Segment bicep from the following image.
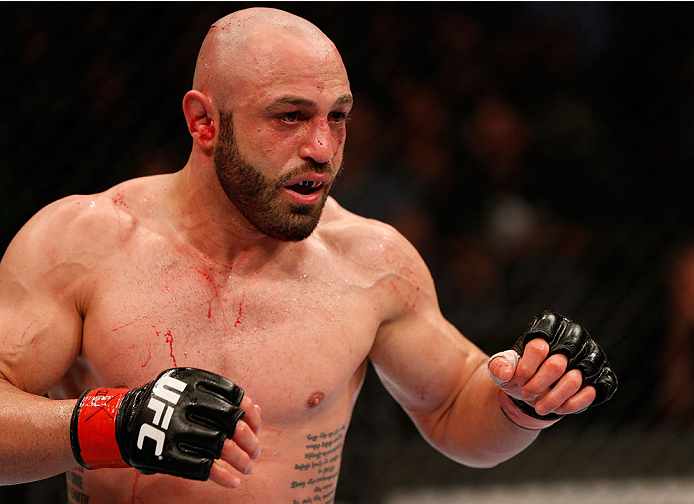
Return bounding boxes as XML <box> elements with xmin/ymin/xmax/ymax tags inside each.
<box><xmin>0</xmin><ymin>221</ymin><xmax>83</xmax><ymax>394</ymax></box>
<box><xmin>369</xmin><ymin>276</ymin><xmax>488</xmax><ymax>426</ymax></box>
<box><xmin>355</xmin><ymin>221</ymin><xmax>488</xmax><ymax>428</ymax></box>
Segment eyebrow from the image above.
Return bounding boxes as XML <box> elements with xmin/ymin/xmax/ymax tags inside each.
<box><xmin>265</xmin><ymin>93</ymin><xmax>353</xmax><ymax>113</ymax></box>
<box><xmin>333</xmin><ymin>94</ymin><xmax>354</xmax><ymax>107</ymax></box>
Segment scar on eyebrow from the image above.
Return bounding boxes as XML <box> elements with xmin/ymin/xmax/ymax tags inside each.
<box><xmin>307</xmin><ymin>391</ymin><xmax>325</xmax><ymax>408</ymax></box>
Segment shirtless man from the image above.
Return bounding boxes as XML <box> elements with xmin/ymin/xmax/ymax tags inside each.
<box><xmin>0</xmin><ymin>7</ymin><xmax>616</xmax><ymax>504</ymax></box>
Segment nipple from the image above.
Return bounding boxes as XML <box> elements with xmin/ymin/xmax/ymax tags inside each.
<box><xmin>306</xmin><ymin>391</ymin><xmax>325</xmax><ymax>409</ymax></box>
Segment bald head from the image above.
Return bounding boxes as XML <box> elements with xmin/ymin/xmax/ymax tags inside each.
<box><xmin>192</xmin><ymin>8</ymin><xmax>346</xmax><ymax>109</ymax></box>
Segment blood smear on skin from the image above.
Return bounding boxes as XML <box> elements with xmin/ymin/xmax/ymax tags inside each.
<box><xmin>164</xmin><ymin>330</ymin><xmax>177</xmax><ymax>367</ymax></box>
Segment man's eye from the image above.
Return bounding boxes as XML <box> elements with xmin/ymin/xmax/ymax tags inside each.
<box><xmin>279</xmin><ymin>112</ymin><xmax>300</xmax><ymax>123</ymax></box>
<box><xmin>329</xmin><ymin>112</ymin><xmax>350</xmax><ymax>123</ymax></box>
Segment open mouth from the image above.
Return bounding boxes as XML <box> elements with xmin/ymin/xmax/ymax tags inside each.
<box><xmin>286</xmin><ymin>180</ymin><xmax>324</xmax><ymax>195</ymax></box>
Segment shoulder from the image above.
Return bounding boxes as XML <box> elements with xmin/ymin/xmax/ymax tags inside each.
<box><xmin>318</xmin><ymin>198</ymin><xmax>421</xmax><ymax>262</ymax></box>
<box><xmin>9</xmin><ymin>174</ymin><xmax>171</xmax><ymax>253</ymax></box>
<box><xmin>1</xmin><ymin>175</ymin><xmax>170</xmax><ymax>284</ymax></box>
<box><xmin>8</xmin><ymin>188</ymin><xmax>124</xmax><ymax>260</ymax></box>
<box><xmin>315</xmin><ymin>198</ymin><xmax>437</xmax><ymax>300</ymax></box>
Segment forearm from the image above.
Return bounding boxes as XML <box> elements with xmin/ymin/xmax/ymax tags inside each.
<box><xmin>421</xmin><ymin>365</ymin><xmax>540</xmax><ymax>468</ymax></box>
<box><xmin>0</xmin><ymin>379</ymin><xmax>77</xmax><ymax>485</ymax></box>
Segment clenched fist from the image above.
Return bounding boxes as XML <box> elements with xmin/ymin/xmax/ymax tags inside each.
<box><xmin>488</xmin><ymin>310</ymin><xmax>617</xmax><ymax>429</ymax></box>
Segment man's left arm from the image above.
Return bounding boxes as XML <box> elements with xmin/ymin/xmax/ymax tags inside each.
<box><xmin>368</xmin><ymin>233</ymin><xmax>617</xmax><ymax>468</ymax></box>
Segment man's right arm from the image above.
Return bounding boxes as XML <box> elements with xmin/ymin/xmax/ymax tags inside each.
<box><xmin>0</xmin><ymin>195</ymin><xmax>262</xmax><ymax>487</ymax></box>
<box><xmin>0</xmin><ymin>197</ymin><xmax>87</xmax><ymax>484</ymax></box>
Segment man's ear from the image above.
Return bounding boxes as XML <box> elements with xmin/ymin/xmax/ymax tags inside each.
<box><xmin>182</xmin><ymin>90</ymin><xmax>217</xmax><ymax>151</ymax></box>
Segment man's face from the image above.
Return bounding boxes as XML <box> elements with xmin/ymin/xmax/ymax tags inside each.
<box><xmin>212</xmin><ymin>32</ymin><xmax>353</xmax><ymax>241</ymax></box>
<box><xmin>213</xmin><ymin>111</ymin><xmax>342</xmax><ymax>242</ymax></box>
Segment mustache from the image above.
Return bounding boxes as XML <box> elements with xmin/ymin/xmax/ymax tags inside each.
<box><xmin>276</xmin><ymin>161</ymin><xmax>334</xmax><ymax>187</ymax></box>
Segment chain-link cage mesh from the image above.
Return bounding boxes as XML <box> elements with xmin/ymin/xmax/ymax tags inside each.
<box><xmin>3</xmin><ymin>3</ymin><xmax>694</xmax><ymax>503</ymax></box>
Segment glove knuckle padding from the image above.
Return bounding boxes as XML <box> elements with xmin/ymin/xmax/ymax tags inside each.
<box><xmin>512</xmin><ymin>310</ymin><xmax>618</xmax><ymax>411</ymax></box>
<box><xmin>511</xmin><ymin>310</ymin><xmax>562</xmax><ymax>356</ymax></box>
<box><xmin>553</xmin><ymin>323</ymin><xmax>588</xmax><ymax>358</ymax></box>
<box><xmin>569</xmin><ymin>339</ymin><xmax>603</xmax><ymax>378</ymax></box>
<box><xmin>187</xmin><ymin>393</ymin><xmax>245</xmax><ymax>433</ymax></box>
<box><xmin>177</xmin><ymin>421</ymin><xmax>225</xmax><ymax>457</ymax></box>
<box><xmin>191</xmin><ymin>370</ymin><xmax>245</xmax><ymax>405</ymax></box>
<box><xmin>591</xmin><ymin>366</ymin><xmax>618</xmax><ymax>404</ymax></box>
<box><xmin>120</xmin><ymin>367</ymin><xmax>245</xmax><ymax>480</ymax></box>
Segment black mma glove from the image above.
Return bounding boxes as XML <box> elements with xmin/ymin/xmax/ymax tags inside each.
<box><xmin>70</xmin><ymin>367</ymin><xmax>245</xmax><ymax>481</ymax></box>
<box><xmin>509</xmin><ymin>310</ymin><xmax>618</xmax><ymax>421</ymax></box>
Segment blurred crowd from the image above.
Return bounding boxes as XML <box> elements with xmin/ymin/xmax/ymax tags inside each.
<box><xmin>3</xmin><ymin>3</ymin><xmax>694</xmax><ymax>503</ymax></box>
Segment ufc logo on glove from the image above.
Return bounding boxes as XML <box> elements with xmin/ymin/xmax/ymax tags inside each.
<box><xmin>71</xmin><ymin>367</ymin><xmax>246</xmax><ymax>480</ymax></box>
<box><xmin>137</xmin><ymin>376</ymin><xmax>187</xmax><ymax>457</ymax></box>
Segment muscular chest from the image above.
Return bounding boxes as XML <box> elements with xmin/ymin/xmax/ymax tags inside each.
<box><xmin>80</xmin><ymin>250</ymin><xmax>379</xmax><ymax>424</ymax></box>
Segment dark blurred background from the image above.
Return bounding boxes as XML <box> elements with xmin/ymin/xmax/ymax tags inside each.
<box><xmin>3</xmin><ymin>2</ymin><xmax>694</xmax><ymax>503</ymax></box>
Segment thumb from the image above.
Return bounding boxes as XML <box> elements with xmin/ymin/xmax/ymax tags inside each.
<box><xmin>487</xmin><ymin>350</ymin><xmax>520</xmax><ymax>387</ymax></box>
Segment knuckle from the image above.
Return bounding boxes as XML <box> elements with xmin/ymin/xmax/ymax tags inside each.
<box><xmin>236</xmin><ymin>450</ymin><xmax>252</xmax><ymax>468</ymax></box>
<box><xmin>513</xmin><ymin>370</ymin><xmax>532</xmax><ymax>387</ymax></box>
<box><xmin>515</xmin><ymin>361</ymin><xmax>533</xmax><ymax>376</ymax></box>
<box><xmin>546</xmin><ymin>356</ymin><xmax>567</xmax><ymax>375</ymax></box>
<box><xmin>529</xmin><ymin>338</ymin><xmax>550</xmax><ymax>354</ymax></box>
<box><xmin>567</xmin><ymin>369</ymin><xmax>584</xmax><ymax>386</ymax></box>
<box><xmin>522</xmin><ymin>383</ymin><xmax>540</xmax><ymax>397</ymax></box>
<box><xmin>554</xmin><ymin>405</ymin><xmax>569</xmax><ymax>415</ymax></box>
<box><xmin>539</xmin><ymin>396</ymin><xmax>559</xmax><ymax>412</ymax></box>
<box><xmin>234</xmin><ymin>421</ymin><xmax>249</xmax><ymax>437</ymax></box>
<box><xmin>223</xmin><ymin>444</ymin><xmax>250</xmax><ymax>467</ymax></box>
<box><xmin>223</xmin><ymin>441</ymin><xmax>242</xmax><ymax>458</ymax></box>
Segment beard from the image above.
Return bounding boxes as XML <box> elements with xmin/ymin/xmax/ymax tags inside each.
<box><xmin>213</xmin><ymin>111</ymin><xmax>340</xmax><ymax>242</ymax></box>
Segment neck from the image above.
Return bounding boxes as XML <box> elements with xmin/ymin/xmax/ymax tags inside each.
<box><xmin>168</xmin><ymin>153</ymin><xmax>286</xmax><ymax>267</ymax></box>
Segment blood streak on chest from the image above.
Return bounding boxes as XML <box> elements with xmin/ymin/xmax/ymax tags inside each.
<box><xmin>152</xmin><ymin>328</ymin><xmax>178</xmax><ymax>367</ymax></box>
<box><xmin>190</xmin><ymin>267</ymin><xmax>219</xmax><ymax>319</ymax></box>
<box><xmin>164</xmin><ymin>330</ymin><xmax>177</xmax><ymax>367</ymax></box>
<box><xmin>234</xmin><ymin>302</ymin><xmax>243</xmax><ymax>327</ymax></box>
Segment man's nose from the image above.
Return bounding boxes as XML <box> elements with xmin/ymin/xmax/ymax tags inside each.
<box><xmin>299</xmin><ymin>118</ymin><xmax>338</xmax><ymax>165</ymax></box>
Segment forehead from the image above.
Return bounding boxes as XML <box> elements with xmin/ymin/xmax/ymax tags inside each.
<box><xmin>229</xmin><ymin>30</ymin><xmax>351</xmax><ymax>108</ymax></box>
